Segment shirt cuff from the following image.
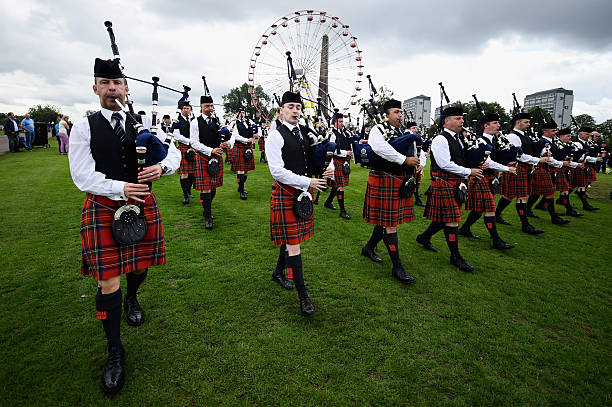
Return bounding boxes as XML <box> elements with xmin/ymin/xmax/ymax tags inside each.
<box><xmin>112</xmin><ymin>180</ymin><xmax>127</xmax><ymax>200</ymax></box>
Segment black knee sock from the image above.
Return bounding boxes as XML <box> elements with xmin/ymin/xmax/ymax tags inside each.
<box><xmin>483</xmin><ymin>216</ymin><xmax>500</xmax><ymax>240</ymax></box>
<box><xmin>526</xmin><ymin>195</ymin><xmax>539</xmax><ymax>211</ymax></box>
<box><xmin>421</xmin><ymin>221</ymin><xmax>444</xmax><ymax>240</ymax></box>
<box><xmin>382</xmin><ymin>232</ymin><xmax>401</xmax><ymax>268</ymax></box>
<box><xmin>200</xmin><ymin>192</ymin><xmax>212</xmax><ymax>218</ymax></box>
<box><xmin>444</xmin><ymin>226</ymin><xmax>460</xmax><ymax>256</ymax></box>
<box><xmin>126</xmin><ymin>269</ymin><xmax>147</xmax><ymax>298</ymax></box>
<box><xmin>211</xmin><ymin>189</ymin><xmax>216</xmax><ymax>201</ymax></box>
<box><xmin>188</xmin><ymin>175</ymin><xmax>194</xmax><ymax>191</ymax></box>
<box><xmin>545</xmin><ymin>198</ymin><xmax>556</xmax><ymax>217</ymax></box>
<box><xmin>180</xmin><ymin>178</ymin><xmax>190</xmax><ymax>198</ymax></box>
<box><xmin>237</xmin><ymin>174</ymin><xmax>245</xmax><ymax>192</ymax></box>
<box><xmin>325</xmin><ymin>188</ymin><xmax>337</xmax><ymax>205</ymax></box>
<box><xmin>460</xmin><ymin>211</ymin><xmax>481</xmax><ymax>232</ymax></box>
<box><xmin>96</xmin><ymin>288</ymin><xmax>123</xmax><ymax>348</ymax></box>
<box><xmin>561</xmin><ymin>194</ymin><xmax>572</xmax><ymax>210</ymax></box>
<box><xmin>286</xmin><ymin>254</ymin><xmax>304</xmax><ymax>291</ymax></box>
<box><xmin>337</xmin><ymin>190</ymin><xmax>345</xmax><ymax>211</ymax></box>
<box><xmin>496</xmin><ymin>197</ymin><xmax>512</xmax><ymax>217</ymax></box>
<box><xmin>414</xmin><ymin>183</ymin><xmax>421</xmax><ymax>197</ymax></box>
<box><xmin>366</xmin><ymin>225</ymin><xmax>384</xmax><ymax>249</ymax></box>
<box><xmin>275</xmin><ymin>245</ymin><xmax>286</xmax><ymax>272</ymax></box>
<box><xmin>516</xmin><ymin>202</ymin><xmax>529</xmax><ymax>226</ymax></box>
<box><xmin>314</xmin><ymin>190</ymin><xmax>320</xmax><ymax>203</ymax></box>
<box><xmin>577</xmin><ymin>190</ymin><xmax>588</xmax><ymax>205</ymax></box>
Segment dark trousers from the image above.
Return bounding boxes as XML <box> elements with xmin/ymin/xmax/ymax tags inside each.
<box><xmin>7</xmin><ymin>134</ymin><xmax>18</xmax><ymax>152</ymax></box>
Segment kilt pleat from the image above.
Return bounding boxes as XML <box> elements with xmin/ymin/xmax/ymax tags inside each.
<box><xmin>177</xmin><ymin>143</ymin><xmax>196</xmax><ymax>175</ymax></box>
<box><xmin>363</xmin><ymin>170</ymin><xmax>415</xmax><ymax>227</ymax></box>
<box><xmin>552</xmin><ymin>167</ymin><xmax>570</xmax><ymax>192</ymax></box>
<box><xmin>230</xmin><ymin>142</ymin><xmax>255</xmax><ymax>173</ymax></box>
<box><xmin>500</xmin><ymin>162</ymin><xmax>530</xmax><ymax>198</ymax></box>
<box><xmin>328</xmin><ymin>156</ymin><xmax>350</xmax><ymax>188</ymax></box>
<box><xmin>424</xmin><ymin>170</ymin><xmax>464</xmax><ymax>223</ymax></box>
<box><xmin>270</xmin><ymin>182</ymin><xmax>314</xmax><ymax>246</ymax></box>
<box><xmin>586</xmin><ymin>163</ymin><xmax>597</xmax><ymax>182</ymax></box>
<box><xmin>258</xmin><ymin>137</ymin><xmax>265</xmax><ymax>152</ymax></box>
<box><xmin>466</xmin><ymin>175</ymin><xmax>496</xmax><ymax>212</ymax></box>
<box><xmin>570</xmin><ymin>166</ymin><xmax>588</xmax><ymax>188</ymax></box>
<box><xmin>529</xmin><ymin>164</ymin><xmax>555</xmax><ymax>196</ymax></box>
<box><xmin>80</xmin><ymin>193</ymin><xmax>166</xmax><ymax>281</ymax></box>
<box><xmin>193</xmin><ymin>153</ymin><xmax>224</xmax><ymax>191</ymax></box>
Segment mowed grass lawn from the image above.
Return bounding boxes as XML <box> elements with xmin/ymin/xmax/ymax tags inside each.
<box><xmin>0</xmin><ymin>144</ymin><xmax>610</xmax><ymax>406</ymax></box>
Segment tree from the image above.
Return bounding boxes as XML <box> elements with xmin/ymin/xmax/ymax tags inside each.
<box><xmin>573</xmin><ymin>114</ymin><xmax>596</xmax><ymax>128</ymax></box>
<box><xmin>595</xmin><ymin>119</ymin><xmax>612</xmax><ymax>138</ymax></box>
<box><xmin>222</xmin><ymin>83</ymin><xmax>272</xmax><ymax>121</ymax></box>
<box><xmin>27</xmin><ymin>104</ymin><xmax>62</xmax><ymax>123</ymax></box>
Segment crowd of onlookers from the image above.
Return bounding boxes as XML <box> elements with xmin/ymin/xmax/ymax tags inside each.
<box><xmin>2</xmin><ymin>113</ymin><xmax>72</xmax><ymax>154</ymax></box>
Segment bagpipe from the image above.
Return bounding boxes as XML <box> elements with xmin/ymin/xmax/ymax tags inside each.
<box><xmin>491</xmin><ymin>132</ymin><xmax>522</xmax><ymax>165</ymax></box>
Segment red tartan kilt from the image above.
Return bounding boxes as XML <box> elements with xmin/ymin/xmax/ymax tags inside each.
<box><xmin>571</xmin><ymin>166</ymin><xmax>588</xmax><ymax>188</ymax></box>
<box><xmin>258</xmin><ymin>137</ymin><xmax>265</xmax><ymax>152</ymax></box>
<box><xmin>500</xmin><ymin>162</ymin><xmax>530</xmax><ymax>198</ymax></box>
<box><xmin>193</xmin><ymin>153</ymin><xmax>224</xmax><ymax>191</ymax></box>
<box><xmin>230</xmin><ymin>142</ymin><xmax>256</xmax><ymax>172</ymax></box>
<box><xmin>424</xmin><ymin>170</ymin><xmax>463</xmax><ymax>223</ymax></box>
<box><xmin>270</xmin><ymin>182</ymin><xmax>314</xmax><ymax>246</ymax></box>
<box><xmin>328</xmin><ymin>156</ymin><xmax>350</xmax><ymax>188</ymax></box>
<box><xmin>587</xmin><ymin>163</ymin><xmax>597</xmax><ymax>182</ymax></box>
<box><xmin>363</xmin><ymin>170</ymin><xmax>415</xmax><ymax>227</ymax></box>
<box><xmin>466</xmin><ymin>175</ymin><xmax>496</xmax><ymax>212</ymax></box>
<box><xmin>80</xmin><ymin>193</ymin><xmax>166</xmax><ymax>281</ymax></box>
<box><xmin>552</xmin><ymin>168</ymin><xmax>570</xmax><ymax>192</ymax></box>
<box><xmin>177</xmin><ymin>143</ymin><xmax>197</xmax><ymax>175</ymax></box>
<box><xmin>529</xmin><ymin>164</ymin><xmax>555</xmax><ymax>195</ymax></box>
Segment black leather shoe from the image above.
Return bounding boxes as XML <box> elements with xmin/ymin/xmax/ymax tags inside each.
<box><xmin>205</xmin><ymin>217</ymin><xmax>213</xmax><ymax>230</ymax></box>
<box><xmin>551</xmin><ymin>215</ymin><xmax>570</xmax><ymax>225</ymax></box>
<box><xmin>583</xmin><ymin>203</ymin><xmax>599</xmax><ymax>211</ymax></box>
<box><xmin>492</xmin><ymin>238</ymin><xmax>515</xmax><ymax>250</ymax></box>
<box><xmin>361</xmin><ymin>245</ymin><xmax>382</xmax><ymax>263</ymax></box>
<box><xmin>522</xmin><ymin>223</ymin><xmax>545</xmax><ymax>235</ymax></box>
<box><xmin>271</xmin><ymin>269</ymin><xmax>293</xmax><ymax>290</ymax></box>
<box><xmin>450</xmin><ymin>254</ymin><xmax>474</xmax><ymax>272</ymax></box>
<box><xmin>240</xmin><ymin>191</ymin><xmax>248</xmax><ymax>200</ymax></box>
<box><xmin>392</xmin><ymin>265</ymin><xmax>416</xmax><ymax>284</ymax></box>
<box><xmin>496</xmin><ymin>216</ymin><xmax>511</xmax><ymax>226</ymax></box>
<box><xmin>566</xmin><ymin>208</ymin><xmax>584</xmax><ymax>217</ymax></box>
<box><xmin>414</xmin><ymin>196</ymin><xmax>425</xmax><ymax>207</ymax></box>
<box><xmin>458</xmin><ymin>228</ymin><xmax>480</xmax><ymax>239</ymax></box>
<box><xmin>297</xmin><ymin>290</ymin><xmax>315</xmax><ymax>316</ymax></box>
<box><xmin>340</xmin><ymin>211</ymin><xmax>351</xmax><ymax>220</ymax></box>
<box><xmin>526</xmin><ymin>210</ymin><xmax>539</xmax><ymax>218</ymax></box>
<box><xmin>124</xmin><ymin>295</ymin><xmax>144</xmax><ymax>327</ymax></box>
<box><xmin>182</xmin><ymin>197</ymin><xmax>189</xmax><ymax>205</ymax></box>
<box><xmin>324</xmin><ymin>202</ymin><xmax>336</xmax><ymax>210</ymax></box>
<box><xmin>416</xmin><ymin>233</ymin><xmax>438</xmax><ymax>252</ymax></box>
<box><xmin>101</xmin><ymin>344</ymin><xmax>125</xmax><ymax>396</ymax></box>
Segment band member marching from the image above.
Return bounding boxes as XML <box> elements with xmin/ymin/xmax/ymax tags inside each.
<box><xmin>231</xmin><ymin>109</ymin><xmax>257</xmax><ymax>200</ymax></box>
<box><xmin>69</xmin><ymin>58</ymin><xmax>180</xmax><ymax>395</ymax></box>
<box><xmin>325</xmin><ymin>111</ymin><xmax>353</xmax><ymax>220</ymax></box>
<box><xmin>172</xmin><ymin>102</ymin><xmax>196</xmax><ymax>204</ymax></box>
<box><xmin>554</xmin><ymin>128</ymin><xmax>583</xmax><ymax>216</ymax></box>
<box><xmin>160</xmin><ymin>114</ymin><xmax>173</xmax><ymax>135</ymax></box>
<box><xmin>405</xmin><ymin>121</ymin><xmax>427</xmax><ymax>207</ymax></box>
<box><xmin>266</xmin><ymin>91</ymin><xmax>334</xmax><ymax>316</ymax></box>
<box><xmin>258</xmin><ymin>119</ymin><xmax>268</xmax><ymax>163</ymax></box>
<box><xmin>190</xmin><ymin>95</ymin><xmax>234</xmax><ymax>229</ymax></box>
<box><xmin>416</xmin><ymin>106</ymin><xmax>483</xmax><ymax>272</ymax></box>
<box><xmin>573</xmin><ymin>127</ymin><xmax>602</xmax><ymax>211</ymax></box>
<box><xmin>361</xmin><ymin>99</ymin><xmax>420</xmax><ymax>283</ymax></box>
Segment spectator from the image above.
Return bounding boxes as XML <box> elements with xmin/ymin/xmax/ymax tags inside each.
<box><xmin>54</xmin><ymin>115</ymin><xmax>62</xmax><ymax>154</ymax></box>
<box><xmin>58</xmin><ymin>115</ymin><xmax>70</xmax><ymax>155</ymax></box>
<box><xmin>20</xmin><ymin>113</ymin><xmax>35</xmax><ymax>150</ymax></box>
<box><xmin>3</xmin><ymin>112</ymin><xmax>21</xmax><ymax>153</ymax></box>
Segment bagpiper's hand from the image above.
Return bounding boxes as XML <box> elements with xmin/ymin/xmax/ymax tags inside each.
<box><xmin>124</xmin><ymin>183</ymin><xmax>151</xmax><ymax>203</ymax></box>
<box><xmin>404</xmin><ymin>157</ymin><xmax>420</xmax><ymax>167</ymax></box>
<box><xmin>562</xmin><ymin>160</ymin><xmax>570</xmax><ymax>167</ymax></box>
<box><xmin>138</xmin><ymin>164</ymin><xmax>163</xmax><ymax>183</ymax></box>
<box><xmin>416</xmin><ymin>165</ymin><xmax>423</xmax><ymax>174</ymax></box>
<box><xmin>577</xmin><ymin>163</ymin><xmax>584</xmax><ymax>168</ymax></box>
<box><xmin>508</xmin><ymin>166</ymin><xmax>517</xmax><ymax>175</ymax></box>
<box><xmin>539</xmin><ymin>156</ymin><xmax>550</xmax><ymax>163</ymax></box>
<box><xmin>596</xmin><ymin>156</ymin><xmax>603</xmax><ymax>162</ymax></box>
<box><xmin>220</xmin><ymin>141</ymin><xmax>230</xmax><ymax>149</ymax></box>
<box><xmin>346</xmin><ymin>150</ymin><xmax>353</xmax><ymax>157</ymax></box>
<box><xmin>310</xmin><ymin>178</ymin><xmax>328</xmax><ymax>192</ymax></box>
<box><xmin>212</xmin><ymin>147</ymin><xmax>224</xmax><ymax>156</ymax></box>
<box><xmin>470</xmin><ymin>168</ymin><xmax>483</xmax><ymax>179</ymax></box>
<box><xmin>322</xmin><ymin>166</ymin><xmax>334</xmax><ymax>179</ymax></box>
<box><xmin>359</xmin><ymin>139</ymin><xmax>368</xmax><ymax>144</ymax></box>
<box><xmin>508</xmin><ymin>161</ymin><xmax>517</xmax><ymax>167</ymax></box>
<box><xmin>247</xmin><ymin>137</ymin><xmax>255</xmax><ymax>143</ymax></box>
<box><xmin>481</xmin><ymin>161</ymin><xmax>490</xmax><ymax>170</ymax></box>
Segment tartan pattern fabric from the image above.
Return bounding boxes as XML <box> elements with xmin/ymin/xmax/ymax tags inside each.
<box><xmin>270</xmin><ymin>182</ymin><xmax>314</xmax><ymax>246</ymax></box>
<box><xmin>258</xmin><ymin>137</ymin><xmax>265</xmax><ymax>152</ymax></box>
<box><xmin>586</xmin><ymin>163</ymin><xmax>597</xmax><ymax>182</ymax></box>
<box><xmin>177</xmin><ymin>143</ymin><xmax>196</xmax><ymax>175</ymax></box>
<box><xmin>230</xmin><ymin>142</ymin><xmax>255</xmax><ymax>173</ymax></box>
<box><xmin>328</xmin><ymin>156</ymin><xmax>350</xmax><ymax>188</ymax></box>
<box><xmin>424</xmin><ymin>170</ymin><xmax>464</xmax><ymax>223</ymax></box>
<box><xmin>500</xmin><ymin>162</ymin><xmax>531</xmax><ymax>198</ymax></box>
<box><xmin>529</xmin><ymin>164</ymin><xmax>555</xmax><ymax>196</ymax></box>
<box><xmin>552</xmin><ymin>167</ymin><xmax>570</xmax><ymax>192</ymax></box>
<box><xmin>570</xmin><ymin>166</ymin><xmax>588</xmax><ymax>188</ymax></box>
<box><xmin>466</xmin><ymin>174</ymin><xmax>496</xmax><ymax>212</ymax></box>
<box><xmin>193</xmin><ymin>153</ymin><xmax>224</xmax><ymax>191</ymax></box>
<box><xmin>363</xmin><ymin>170</ymin><xmax>415</xmax><ymax>227</ymax></box>
<box><xmin>80</xmin><ymin>193</ymin><xmax>165</xmax><ymax>281</ymax></box>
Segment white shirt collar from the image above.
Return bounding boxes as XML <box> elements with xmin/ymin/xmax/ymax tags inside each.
<box><xmin>482</xmin><ymin>132</ymin><xmax>494</xmax><ymax>141</ymax></box>
<box><xmin>542</xmin><ymin>135</ymin><xmax>553</xmax><ymax>142</ymax></box>
<box><xmin>201</xmin><ymin>113</ymin><xmax>210</xmax><ymax>120</ymax></box>
<box><xmin>444</xmin><ymin>128</ymin><xmax>457</xmax><ymax>137</ymax></box>
<box><xmin>513</xmin><ymin>128</ymin><xmax>524</xmax><ymax>135</ymax></box>
<box><xmin>100</xmin><ymin>107</ymin><xmax>124</xmax><ymax>124</ymax></box>
<box><xmin>282</xmin><ymin>120</ymin><xmax>297</xmax><ymax>131</ymax></box>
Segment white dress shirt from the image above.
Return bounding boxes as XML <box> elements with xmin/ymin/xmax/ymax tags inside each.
<box><xmin>481</xmin><ymin>133</ymin><xmax>510</xmax><ymax>172</ymax></box>
<box><xmin>190</xmin><ymin>114</ymin><xmax>235</xmax><ymax>156</ymax></box>
<box><xmin>541</xmin><ymin>136</ymin><xmax>563</xmax><ymax>168</ymax></box>
<box><xmin>69</xmin><ymin>108</ymin><xmax>180</xmax><ymax>201</ymax></box>
<box><xmin>430</xmin><ymin>129</ymin><xmax>472</xmax><ymax>177</ymax></box>
<box><xmin>173</xmin><ymin>115</ymin><xmax>192</xmax><ymax>145</ymax></box>
<box><xmin>232</xmin><ymin>120</ymin><xmax>251</xmax><ymax>144</ymax></box>
<box><xmin>505</xmin><ymin>129</ymin><xmax>540</xmax><ymax>165</ymax></box>
<box><xmin>573</xmin><ymin>139</ymin><xmax>597</xmax><ymax>163</ymax></box>
<box><xmin>329</xmin><ymin>128</ymin><xmax>349</xmax><ymax>158</ymax></box>
<box><xmin>267</xmin><ymin>121</ymin><xmax>333</xmax><ymax>191</ymax></box>
<box><xmin>368</xmin><ymin>124</ymin><xmax>406</xmax><ymax>165</ymax></box>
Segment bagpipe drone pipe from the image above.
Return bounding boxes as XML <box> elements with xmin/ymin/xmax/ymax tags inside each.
<box><xmin>492</xmin><ymin>132</ymin><xmax>523</xmax><ymax>165</ymax></box>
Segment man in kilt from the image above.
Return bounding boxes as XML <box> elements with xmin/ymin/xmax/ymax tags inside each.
<box><xmin>231</xmin><ymin>109</ymin><xmax>257</xmax><ymax>200</ymax></box>
<box><xmin>68</xmin><ymin>58</ymin><xmax>180</xmax><ymax>395</ymax></box>
<box><xmin>406</xmin><ymin>121</ymin><xmax>427</xmax><ymax>207</ymax></box>
<box><xmin>458</xmin><ymin>114</ymin><xmax>517</xmax><ymax>249</ymax></box>
<box><xmin>267</xmin><ymin>91</ymin><xmax>334</xmax><ymax>316</ymax></box>
<box><xmin>172</xmin><ymin>102</ymin><xmax>196</xmax><ymax>204</ymax></box>
<box><xmin>190</xmin><ymin>95</ymin><xmax>233</xmax><ymax>230</ymax></box>
<box><xmin>416</xmin><ymin>106</ymin><xmax>482</xmax><ymax>272</ymax></box>
<box><xmin>361</xmin><ymin>99</ymin><xmax>421</xmax><ymax>283</ymax></box>
<box><xmin>553</xmin><ymin>128</ymin><xmax>584</xmax><ymax>216</ymax></box>
<box><xmin>324</xmin><ymin>111</ymin><xmax>353</xmax><ymax>220</ymax></box>
<box><xmin>494</xmin><ymin>113</ymin><xmax>550</xmax><ymax>234</ymax></box>
<box><xmin>258</xmin><ymin>119</ymin><xmax>268</xmax><ymax>163</ymax></box>
<box><xmin>573</xmin><ymin>127</ymin><xmax>602</xmax><ymax>211</ymax></box>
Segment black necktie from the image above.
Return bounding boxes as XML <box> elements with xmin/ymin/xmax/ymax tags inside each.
<box><xmin>292</xmin><ymin>126</ymin><xmax>303</xmax><ymax>141</ymax></box>
<box><xmin>112</xmin><ymin>112</ymin><xmax>127</xmax><ymax>144</ymax></box>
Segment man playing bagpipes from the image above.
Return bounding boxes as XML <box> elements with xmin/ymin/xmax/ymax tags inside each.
<box><xmin>324</xmin><ymin>111</ymin><xmax>353</xmax><ymax>220</ymax></box>
<box><xmin>457</xmin><ymin>113</ymin><xmax>517</xmax><ymax>250</ymax></box>
<box><xmin>405</xmin><ymin>121</ymin><xmax>428</xmax><ymax>207</ymax></box>
<box><xmin>190</xmin><ymin>95</ymin><xmax>234</xmax><ymax>230</ymax></box>
<box><xmin>549</xmin><ymin>127</ymin><xmax>584</xmax><ymax>217</ymax></box>
<box><xmin>573</xmin><ymin>127</ymin><xmax>602</xmax><ymax>211</ymax></box>
<box><xmin>495</xmin><ymin>113</ymin><xmax>550</xmax><ymax>234</ymax></box>
<box><xmin>266</xmin><ymin>91</ymin><xmax>334</xmax><ymax>316</ymax></box>
<box><xmin>69</xmin><ymin>58</ymin><xmax>180</xmax><ymax>395</ymax></box>
<box><xmin>258</xmin><ymin>119</ymin><xmax>268</xmax><ymax>163</ymax></box>
<box><xmin>160</xmin><ymin>114</ymin><xmax>173</xmax><ymax>135</ymax></box>
<box><xmin>416</xmin><ymin>106</ymin><xmax>483</xmax><ymax>272</ymax></box>
<box><xmin>172</xmin><ymin>101</ymin><xmax>196</xmax><ymax>204</ymax></box>
<box><xmin>361</xmin><ymin>99</ymin><xmax>421</xmax><ymax>284</ymax></box>
<box><xmin>231</xmin><ymin>109</ymin><xmax>257</xmax><ymax>200</ymax></box>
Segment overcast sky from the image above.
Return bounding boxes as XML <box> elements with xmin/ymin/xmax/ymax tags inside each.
<box><xmin>1</xmin><ymin>0</ymin><xmax>611</xmax><ymax>123</ymax></box>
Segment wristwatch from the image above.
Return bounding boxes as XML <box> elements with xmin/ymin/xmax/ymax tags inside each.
<box><xmin>161</xmin><ymin>164</ymin><xmax>169</xmax><ymax>175</ymax></box>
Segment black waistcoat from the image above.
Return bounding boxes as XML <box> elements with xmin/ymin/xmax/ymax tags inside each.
<box><xmin>237</xmin><ymin>120</ymin><xmax>252</xmax><ymax>139</ymax></box>
<box><xmin>333</xmin><ymin>128</ymin><xmax>351</xmax><ymax>151</ymax></box>
<box><xmin>172</xmin><ymin>115</ymin><xmax>191</xmax><ymax>140</ymax></box>
<box><xmin>514</xmin><ymin>130</ymin><xmax>534</xmax><ymax>156</ymax></box>
<box><xmin>278</xmin><ymin>124</ymin><xmax>312</xmax><ymax>177</ymax></box>
<box><xmin>430</xmin><ymin>130</ymin><xmax>466</xmax><ymax>173</ymax></box>
<box><xmin>197</xmin><ymin>116</ymin><xmax>220</xmax><ymax>148</ymax></box>
<box><xmin>88</xmin><ymin>111</ymin><xmax>140</xmax><ymax>183</ymax></box>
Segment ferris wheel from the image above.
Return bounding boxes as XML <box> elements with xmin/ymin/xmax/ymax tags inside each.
<box><xmin>248</xmin><ymin>10</ymin><xmax>364</xmax><ymax>121</ymax></box>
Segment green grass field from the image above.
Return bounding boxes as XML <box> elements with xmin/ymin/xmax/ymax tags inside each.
<box><xmin>0</xmin><ymin>145</ymin><xmax>610</xmax><ymax>406</ymax></box>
